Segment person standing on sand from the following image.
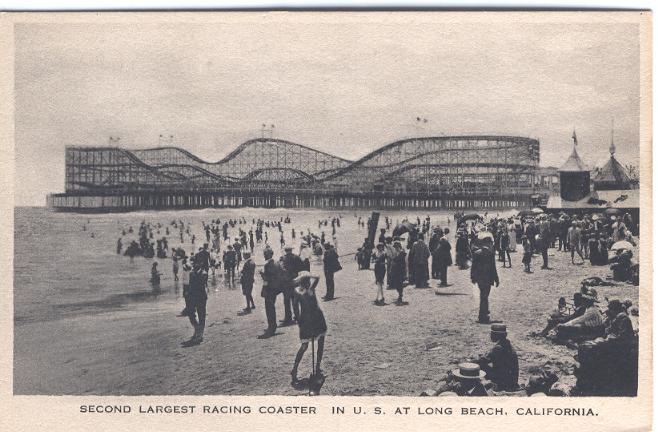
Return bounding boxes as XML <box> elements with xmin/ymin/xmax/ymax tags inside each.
<box><xmin>434</xmin><ymin>235</ymin><xmax>452</xmax><ymax>286</ymax></box>
<box><xmin>411</xmin><ymin>233</ymin><xmax>431</xmax><ymax>288</ymax></box>
<box><xmin>259</xmin><ymin>248</ymin><xmax>282</xmax><ymax>339</ymax></box>
<box><xmin>471</xmin><ymin>232</ymin><xmax>499</xmax><ymax>324</ymax></box>
<box><xmin>240</xmin><ymin>251</ymin><xmax>256</xmax><ymax>313</ymax></box>
<box><xmin>455</xmin><ymin>229</ymin><xmax>470</xmax><ymax>270</ymax></box>
<box><xmin>172</xmin><ymin>255</ymin><xmax>179</xmax><ymax>281</ymax></box>
<box><xmin>183</xmin><ymin>264</ymin><xmax>208</xmax><ymax>346</ymax></box>
<box><xmin>521</xmin><ymin>236</ymin><xmax>532</xmax><ymax>273</ymax></box>
<box><xmin>178</xmin><ymin>257</ymin><xmax>191</xmax><ymax>317</ymax></box>
<box><xmin>281</xmin><ymin>246</ymin><xmax>304</xmax><ymax>325</ymax></box>
<box><xmin>372</xmin><ymin>243</ymin><xmax>387</xmax><ymax>305</ymax></box>
<box><xmin>499</xmin><ymin>229</ymin><xmax>511</xmax><ymax>268</ymax></box>
<box><xmin>223</xmin><ymin>245</ymin><xmax>237</xmax><ymax>287</ymax></box>
<box><xmin>568</xmin><ymin>221</ymin><xmax>584</xmax><ymax>264</ymax></box>
<box><xmin>322</xmin><ymin>243</ymin><xmax>340</xmax><ymax>301</ymax></box>
<box><xmin>390</xmin><ymin>241</ymin><xmax>407</xmax><ymax>305</ymax></box>
<box><xmin>290</xmin><ymin>272</ymin><xmax>327</xmax><ymax>386</ymax></box>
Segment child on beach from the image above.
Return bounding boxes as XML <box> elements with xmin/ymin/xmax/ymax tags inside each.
<box><xmin>290</xmin><ymin>272</ymin><xmax>327</xmax><ymax>386</ymax></box>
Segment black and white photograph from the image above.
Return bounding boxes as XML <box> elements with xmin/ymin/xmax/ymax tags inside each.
<box><xmin>5</xmin><ymin>10</ymin><xmax>651</xmax><ymax>412</ymax></box>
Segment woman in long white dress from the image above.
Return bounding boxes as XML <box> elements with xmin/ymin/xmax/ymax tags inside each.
<box><xmin>508</xmin><ymin>220</ymin><xmax>517</xmax><ymax>252</ymax></box>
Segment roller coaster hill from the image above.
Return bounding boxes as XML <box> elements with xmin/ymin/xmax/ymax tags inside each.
<box><xmin>47</xmin><ymin>135</ymin><xmax>551</xmax><ymax>212</ymax></box>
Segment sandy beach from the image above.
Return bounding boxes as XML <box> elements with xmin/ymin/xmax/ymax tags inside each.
<box><xmin>14</xmin><ymin>209</ymin><xmax>639</xmax><ymax>395</ymax></box>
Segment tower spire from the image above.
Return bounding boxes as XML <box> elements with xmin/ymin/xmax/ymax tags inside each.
<box><xmin>609</xmin><ymin>119</ymin><xmax>616</xmax><ymax>156</ymax></box>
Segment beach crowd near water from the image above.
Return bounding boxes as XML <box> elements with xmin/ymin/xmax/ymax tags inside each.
<box><xmin>97</xmin><ymin>206</ymin><xmax>640</xmax><ymax>397</ymax></box>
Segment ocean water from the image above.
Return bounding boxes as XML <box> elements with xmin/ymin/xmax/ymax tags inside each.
<box><xmin>14</xmin><ymin>206</ymin><xmax>517</xmax><ymax>325</ymax></box>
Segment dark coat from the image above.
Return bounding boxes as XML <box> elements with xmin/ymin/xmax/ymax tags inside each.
<box><xmin>188</xmin><ymin>270</ymin><xmax>208</xmax><ymax>301</ymax></box>
<box><xmin>470</xmin><ymin>244</ymin><xmax>499</xmax><ymax>286</ymax></box>
<box><xmin>323</xmin><ymin>248</ymin><xmax>340</xmax><ymax>274</ymax></box>
<box><xmin>240</xmin><ymin>258</ymin><xmax>256</xmax><ymax>286</ymax></box>
<box><xmin>281</xmin><ymin>253</ymin><xmax>304</xmax><ymax>285</ymax></box>
<box><xmin>261</xmin><ymin>258</ymin><xmax>283</xmax><ymax>297</ymax></box>
<box><xmin>478</xmin><ymin>338</ymin><xmax>519</xmax><ymax>391</ymax></box>
<box><xmin>434</xmin><ymin>238</ymin><xmax>453</xmax><ymax>266</ymax></box>
<box><xmin>389</xmin><ymin>250</ymin><xmax>407</xmax><ymax>289</ymax></box>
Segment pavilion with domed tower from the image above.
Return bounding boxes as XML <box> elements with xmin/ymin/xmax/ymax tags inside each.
<box><xmin>546</xmin><ymin>129</ymin><xmax>639</xmax><ymax>221</ymax></box>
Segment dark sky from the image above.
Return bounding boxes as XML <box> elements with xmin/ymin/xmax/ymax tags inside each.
<box><xmin>14</xmin><ymin>14</ymin><xmax>642</xmax><ymax>205</ymax></box>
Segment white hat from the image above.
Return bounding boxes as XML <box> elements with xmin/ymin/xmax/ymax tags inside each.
<box><xmin>477</xmin><ymin>231</ymin><xmax>494</xmax><ymax>241</ymax></box>
<box><xmin>292</xmin><ymin>271</ymin><xmax>313</xmax><ymax>284</ymax></box>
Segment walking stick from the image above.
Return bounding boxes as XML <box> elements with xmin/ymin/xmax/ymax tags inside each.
<box><xmin>310</xmin><ymin>337</ymin><xmax>315</xmax><ymax>396</ymax></box>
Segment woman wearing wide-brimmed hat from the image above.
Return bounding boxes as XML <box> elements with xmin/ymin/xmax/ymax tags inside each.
<box><xmin>290</xmin><ymin>272</ymin><xmax>327</xmax><ymax>385</ymax></box>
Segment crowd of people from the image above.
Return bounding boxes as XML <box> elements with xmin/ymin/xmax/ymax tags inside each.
<box><xmin>108</xmin><ymin>206</ymin><xmax>639</xmax><ymax>395</ymax></box>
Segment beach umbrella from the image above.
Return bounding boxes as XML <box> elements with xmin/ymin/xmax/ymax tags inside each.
<box><xmin>531</xmin><ymin>207</ymin><xmax>544</xmax><ymax>214</ymax></box>
<box><xmin>460</xmin><ymin>213</ymin><xmax>481</xmax><ymax>222</ymax></box>
<box><xmin>392</xmin><ymin>221</ymin><xmax>416</xmax><ymax>237</ymax></box>
<box><xmin>604</xmin><ymin>208</ymin><xmax>623</xmax><ymax>216</ymax></box>
<box><xmin>610</xmin><ymin>240</ymin><xmax>634</xmax><ymax>251</ymax></box>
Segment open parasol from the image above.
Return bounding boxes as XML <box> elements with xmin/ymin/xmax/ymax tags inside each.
<box><xmin>610</xmin><ymin>240</ymin><xmax>634</xmax><ymax>251</ymax></box>
<box><xmin>459</xmin><ymin>213</ymin><xmax>481</xmax><ymax>222</ymax></box>
<box><xmin>531</xmin><ymin>207</ymin><xmax>545</xmax><ymax>214</ymax></box>
<box><xmin>604</xmin><ymin>208</ymin><xmax>623</xmax><ymax>216</ymax></box>
<box><xmin>392</xmin><ymin>221</ymin><xmax>416</xmax><ymax>238</ymax></box>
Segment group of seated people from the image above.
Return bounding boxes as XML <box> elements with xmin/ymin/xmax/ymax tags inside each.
<box><xmin>540</xmin><ymin>283</ymin><xmax>637</xmax><ymax>345</ymax></box>
<box><xmin>422</xmin><ymin>285</ymin><xmax>638</xmax><ymax>397</ymax></box>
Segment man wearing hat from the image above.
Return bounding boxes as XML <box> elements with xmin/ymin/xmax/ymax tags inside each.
<box><xmin>223</xmin><ymin>244</ymin><xmax>237</xmax><ymax>287</ymax></box>
<box><xmin>537</xmin><ymin>214</ymin><xmax>551</xmax><ymax>270</ymax></box>
<box><xmin>258</xmin><ymin>247</ymin><xmax>282</xmax><ymax>339</ymax></box>
<box><xmin>239</xmin><ymin>251</ymin><xmax>256</xmax><ymax>313</ymax></box>
<box><xmin>567</xmin><ymin>220</ymin><xmax>584</xmax><ymax>264</ymax></box>
<box><xmin>281</xmin><ymin>245</ymin><xmax>304</xmax><ymax>325</ymax></box>
<box><xmin>429</xmin><ymin>228</ymin><xmax>441</xmax><ymax>279</ymax></box>
<box><xmin>450</xmin><ymin>363</ymin><xmax>489</xmax><ymax>396</ymax></box>
<box><xmin>322</xmin><ymin>243</ymin><xmax>341</xmax><ymax>301</ymax></box>
<box><xmin>183</xmin><ymin>263</ymin><xmax>209</xmax><ymax>346</ymax></box>
<box><xmin>477</xmin><ymin>324</ymin><xmax>519</xmax><ymax>391</ymax></box>
<box><xmin>471</xmin><ymin>232</ymin><xmax>499</xmax><ymax>324</ymax></box>
<box><xmin>556</xmin><ymin>290</ymin><xmax>605</xmax><ymax>340</ymax></box>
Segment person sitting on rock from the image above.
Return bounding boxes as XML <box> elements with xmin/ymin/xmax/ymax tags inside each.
<box><xmin>477</xmin><ymin>324</ymin><xmax>519</xmax><ymax>391</ymax></box>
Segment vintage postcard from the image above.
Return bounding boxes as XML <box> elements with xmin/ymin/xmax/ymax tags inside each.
<box><xmin>0</xmin><ymin>10</ymin><xmax>652</xmax><ymax>432</ymax></box>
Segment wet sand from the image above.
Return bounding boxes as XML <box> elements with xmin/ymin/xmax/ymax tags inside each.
<box><xmin>14</xmin><ymin>242</ymin><xmax>639</xmax><ymax>395</ymax></box>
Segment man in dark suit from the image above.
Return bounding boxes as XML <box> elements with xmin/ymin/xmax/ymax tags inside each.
<box><xmin>240</xmin><ymin>251</ymin><xmax>256</xmax><ymax>313</ymax></box>
<box><xmin>195</xmin><ymin>243</ymin><xmax>211</xmax><ymax>272</ymax></box>
<box><xmin>280</xmin><ymin>246</ymin><xmax>303</xmax><ymax>325</ymax></box>
<box><xmin>323</xmin><ymin>243</ymin><xmax>340</xmax><ymax>300</ymax></box>
<box><xmin>183</xmin><ymin>264</ymin><xmax>208</xmax><ymax>346</ymax></box>
<box><xmin>258</xmin><ymin>248</ymin><xmax>282</xmax><ymax>339</ymax></box>
<box><xmin>429</xmin><ymin>228</ymin><xmax>441</xmax><ymax>279</ymax></box>
<box><xmin>471</xmin><ymin>232</ymin><xmax>499</xmax><ymax>324</ymax></box>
